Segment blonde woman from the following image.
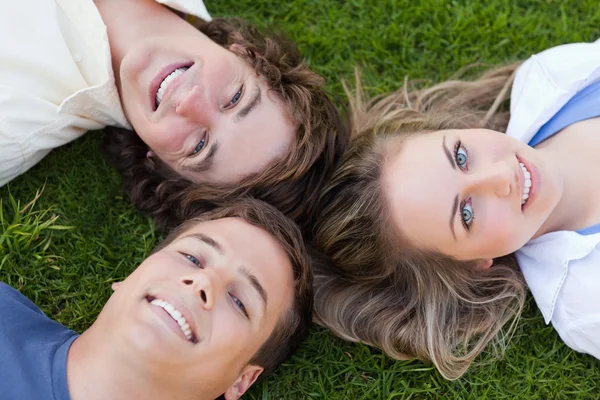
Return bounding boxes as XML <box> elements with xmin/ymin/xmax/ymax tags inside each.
<box><xmin>313</xmin><ymin>39</ymin><xmax>600</xmax><ymax>380</ymax></box>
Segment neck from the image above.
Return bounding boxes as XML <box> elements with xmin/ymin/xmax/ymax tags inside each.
<box><xmin>534</xmin><ymin>119</ymin><xmax>600</xmax><ymax>236</ymax></box>
<box><xmin>66</xmin><ymin>327</ymin><xmax>216</xmax><ymax>400</ymax></box>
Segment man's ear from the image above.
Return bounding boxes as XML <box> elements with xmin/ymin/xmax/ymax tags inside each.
<box><xmin>223</xmin><ymin>365</ymin><xmax>263</xmax><ymax>400</ymax></box>
<box><xmin>111</xmin><ymin>282</ymin><xmax>123</xmax><ymax>291</ymax></box>
<box><xmin>228</xmin><ymin>43</ymin><xmax>247</xmax><ymax>56</ymax></box>
<box><xmin>475</xmin><ymin>259</ymin><xmax>493</xmax><ymax>270</ymax></box>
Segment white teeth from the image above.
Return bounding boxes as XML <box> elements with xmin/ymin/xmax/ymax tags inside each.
<box><xmin>149</xmin><ymin>297</ymin><xmax>194</xmax><ymax>341</ymax></box>
<box><xmin>155</xmin><ymin>67</ymin><xmax>188</xmax><ymax>107</ymax></box>
<box><xmin>519</xmin><ymin>162</ymin><xmax>532</xmax><ymax>206</ymax></box>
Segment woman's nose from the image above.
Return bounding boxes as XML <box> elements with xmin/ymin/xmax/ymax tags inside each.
<box><xmin>467</xmin><ymin>160</ymin><xmax>515</xmax><ymax>198</ymax></box>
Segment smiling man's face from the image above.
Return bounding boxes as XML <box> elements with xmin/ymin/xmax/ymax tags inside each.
<box><xmin>117</xmin><ymin>10</ymin><xmax>295</xmax><ymax>184</ymax></box>
<box><xmin>95</xmin><ymin>217</ymin><xmax>294</xmax><ymax>399</ymax></box>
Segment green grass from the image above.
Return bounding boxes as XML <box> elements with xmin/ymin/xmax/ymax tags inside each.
<box><xmin>2</xmin><ymin>0</ymin><xmax>600</xmax><ymax>398</ymax></box>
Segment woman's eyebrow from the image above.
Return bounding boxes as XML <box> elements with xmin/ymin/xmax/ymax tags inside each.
<box><xmin>443</xmin><ymin>135</ymin><xmax>458</xmax><ymax>240</ymax></box>
<box><xmin>449</xmin><ymin>194</ymin><xmax>458</xmax><ymax>240</ymax></box>
<box><xmin>442</xmin><ymin>135</ymin><xmax>457</xmax><ymax>169</ymax></box>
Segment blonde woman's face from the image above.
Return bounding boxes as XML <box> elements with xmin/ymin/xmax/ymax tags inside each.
<box><xmin>382</xmin><ymin>129</ymin><xmax>563</xmax><ymax>264</ymax></box>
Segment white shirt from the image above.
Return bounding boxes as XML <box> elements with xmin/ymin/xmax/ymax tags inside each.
<box><xmin>506</xmin><ymin>39</ymin><xmax>600</xmax><ymax>359</ymax></box>
<box><xmin>0</xmin><ymin>0</ymin><xmax>211</xmax><ymax>187</ymax></box>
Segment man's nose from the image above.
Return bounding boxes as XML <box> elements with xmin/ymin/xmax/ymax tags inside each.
<box><xmin>180</xmin><ymin>269</ymin><xmax>222</xmax><ymax>311</ymax></box>
<box><xmin>176</xmin><ymin>85</ymin><xmax>213</xmax><ymax>124</ymax></box>
<box><xmin>466</xmin><ymin>160</ymin><xmax>514</xmax><ymax>198</ymax></box>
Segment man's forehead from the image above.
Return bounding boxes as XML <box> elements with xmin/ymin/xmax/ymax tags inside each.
<box><xmin>179</xmin><ymin>217</ymin><xmax>258</xmax><ymax>239</ymax></box>
<box><xmin>176</xmin><ymin>217</ymin><xmax>290</xmax><ymax>271</ymax></box>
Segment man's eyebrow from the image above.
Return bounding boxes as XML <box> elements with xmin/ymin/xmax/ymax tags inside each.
<box><xmin>186</xmin><ymin>142</ymin><xmax>219</xmax><ymax>173</ymax></box>
<box><xmin>234</xmin><ymin>85</ymin><xmax>262</xmax><ymax>123</ymax></box>
<box><xmin>442</xmin><ymin>135</ymin><xmax>456</xmax><ymax>170</ymax></box>
<box><xmin>239</xmin><ymin>266</ymin><xmax>268</xmax><ymax>316</ymax></box>
<box><xmin>184</xmin><ymin>233</ymin><xmax>224</xmax><ymax>254</ymax></box>
<box><xmin>449</xmin><ymin>194</ymin><xmax>458</xmax><ymax>241</ymax></box>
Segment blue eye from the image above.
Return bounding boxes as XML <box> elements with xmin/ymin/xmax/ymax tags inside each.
<box><xmin>229</xmin><ymin>293</ymin><xmax>249</xmax><ymax>318</ymax></box>
<box><xmin>454</xmin><ymin>141</ymin><xmax>468</xmax><ymax>170</ymax></box>
<box><xmin>184</xmin><ymin>254</ymin><xmax>204</xmax><ymax>268</ymax></box>
<box><xmin>192</xmin><ymin>138</ymin><xmax>206</xmax><ymax>155</ymax></box>
<box><xmin>228</xmin><ymin>86</ymin><xmax>243</xmax><ymax>107</ymax></box>
<box><xmin>461</xmin><ymin>200</ymin><xmax>474</xmax><ymax>231</ymax></box>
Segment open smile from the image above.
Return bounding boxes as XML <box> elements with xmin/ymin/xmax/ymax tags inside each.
<box><xmin>150</xmin><ymin>63</ymin><xmax>194</xmax><ymax>111</ymax></box>
<box><xmin>516</xmin><ymin>155</ymin><xmax>539</xmax><ymax>212</ymax></box>
<box><xmin>146</xmin><ymin>295</ymin><xmax>198</xmax><ymax>344</ymax></box>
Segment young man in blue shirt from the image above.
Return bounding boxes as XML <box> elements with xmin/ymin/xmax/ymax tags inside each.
<box><xmin>0</xmin><ymin>199</ymin><xmax>312</xmax><ymax>400</ymax></box>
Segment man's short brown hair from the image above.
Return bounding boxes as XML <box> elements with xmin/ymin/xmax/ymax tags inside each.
<box><xmin>154</xmin><ymin>197</ymin><xmax>313</xmax><ymax>377</ymax></box>
<box><xmin>104</xmin><ymin>17</ymin><xmax>349</xmax><ymax>235</ymax></box>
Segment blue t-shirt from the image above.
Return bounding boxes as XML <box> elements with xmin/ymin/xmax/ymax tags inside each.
<box><xmin>0</xmin><ymin>283</ymin><xmax>78</xmax><ymax>400</ymax></box>
<box><xmin>528</xmin><ymin>79</ymin><xmax>600</xmax><ymax>236</ymax></box>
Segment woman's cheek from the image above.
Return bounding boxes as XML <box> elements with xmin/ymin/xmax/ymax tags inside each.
<box><xmin>484</xmin><ymin>209</ymin><xmax>526</xmax><ymax>256</ymax></box>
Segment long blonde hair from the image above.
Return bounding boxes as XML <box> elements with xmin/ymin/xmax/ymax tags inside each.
<box><xmin>313</xmin><ymin>63</ymin><xmax>527</xmax><ymax>380</ymax></box>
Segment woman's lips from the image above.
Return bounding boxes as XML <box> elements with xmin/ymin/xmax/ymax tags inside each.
<box><xmin>517</xmin><ymin>154</ymin><xmax>540</xmax><ymax>212</ymax></box>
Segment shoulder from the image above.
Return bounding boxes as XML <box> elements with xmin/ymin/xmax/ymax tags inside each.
<box><xmin>523</xmin><ymin>234</ymin><xmax>600</xmax><ymax>359</ymax></box>
<box><xmin>515</xmin><ymin>40</ymin><xmax>600</xmax><ymax>93</ymax></box>
<box><xmin>553</xmin><ymin>317</ymin><xmax>600</xmax><ymax>360</ymax></box>
<box><xmin>0</xmin><ymin>283</ymin><xmax>44</xmax><ymax>315</ymax></box>
<box><xmin>507</xmin><ymin>39</ymin><xmax>600</xmax><ymax>142</ymax></box>
<box><xmin>517</xmin><ymin>231</ymin><xmax>600</xmax><ymax>324</ymax></box>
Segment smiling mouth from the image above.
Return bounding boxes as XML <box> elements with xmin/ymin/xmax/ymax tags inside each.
<box><xmin>152</xmin><ymin>63</ymin><xmax>193</xmax><ymax>111</ymax></box>
<box><xmin>146</xmin><ymin>295</ymin><xmax>197</xmax><ymax>343</ymax></box>
<box><xmin>519</xmin><ymin>161</ymin><xmax>532</xmax><ymax>209</ymax></box>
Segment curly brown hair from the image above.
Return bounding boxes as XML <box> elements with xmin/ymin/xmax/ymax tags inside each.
<box><xmin>104</xmin><ymin>17</ymin><xmax>349</xmax><ymax>234</ymax></box>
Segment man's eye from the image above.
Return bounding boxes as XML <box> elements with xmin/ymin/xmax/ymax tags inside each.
<box><xmin>192</xmin><ymin>138</ymin><xmax>206</xmax><ymax>155</ymax></box>
<box><xmin>230</xmin><ymin>293</ymin><xmax>249</xmax><ymax>318</ymax></box>
<box><xmin>454</xmin><ymin>140</ymin><xmax>468</xmax><ymax>170</ymax></box>
<box><xmin>227</xmin><ymin>86</ymin><xmax>243</xmax><ymax>108</ymax></box>
<box><xmin>184</xmin><ymin>253</ymin><xmax>204</xmax><ymax>268</ymax></box>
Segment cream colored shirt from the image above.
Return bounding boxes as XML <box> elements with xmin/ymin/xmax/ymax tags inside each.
<box><xmin>0</xmin><ymin>0</ymin><xmax>211</xmax><ymax>187</ymax></box>
<box><xmin>506</xmin><ymin>39</ymin><xmax>600</xmax><ymax>359</ymax></box>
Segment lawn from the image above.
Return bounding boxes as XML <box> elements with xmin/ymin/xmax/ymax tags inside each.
<box><xmin>2</xmin><ymin>0</ymin><xmax>600</xmax><ymax>398</ymax></box>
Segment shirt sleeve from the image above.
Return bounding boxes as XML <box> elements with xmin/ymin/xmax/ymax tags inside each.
<box><xmin>157</xmin><ymin>0</ymin><xmax>212</xmax><ymax>21</ymax></box>
<box><xmin>0</xmin><ymin>120</ymin><xmax>67</xmax><ymax>188</ymax></box>
<box><xmin>517</xmin><ymin>40</ymin><xmax>600</xmax><ymax>96</ymax></box>
<box><xmin>557</xmin><ymin>318</ymin><xmax>600</xmax><ymax>360</ymax></box>
<box><xmin>507</xmin><ymin>39</ymin><xmax>600</xmax><ymax>142</ymax></box>
<box><xmin>0</xmin><ymin>122</ymin><xmax>27</xmax><ymax>187</ymax></box>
